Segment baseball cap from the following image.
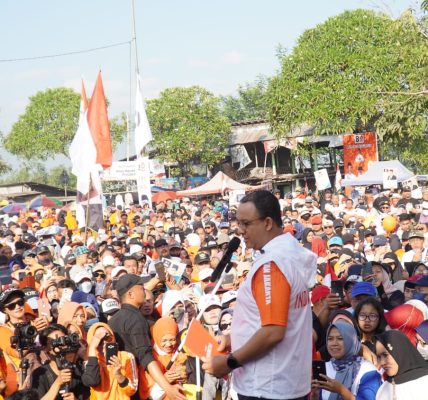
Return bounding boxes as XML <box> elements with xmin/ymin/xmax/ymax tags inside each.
<box><xmin>74</xmin><ymin>246</ymin><xmax>89</xmax><ymax>257</ymax></box>
<box><xmin>217</xmin><ymin>233</ymin><xmax>230</xmax><ymax>246</ymax></box>
<box><xmin>414</xmin><ymin>276</ymin><xmax>428</xmax><ymax>287</ymax></box>
<box><xmin>311</xmin><ymin>285</ymin><xmax>330</xmax><ymax>304</ymax></box>
<box><xmin>373</xmin><ymin>235</ymin><xmax>388</xmax><ymax>246</ymax></box>
<box><xmin>102</xmin><ymin>255</ymin><xmax>115</xmax><ymax>267</ymax></box>
<box><xmin>219</xmin><ymin>221</ymin><xmax>229</xmax><ymax>229</ymax></box>
<box><xmin>333</xmin><ymin>219</ymin><xmax>344</xmax><ymax>228</ymax></box>
<box><xmin>36</xmin><ymin>245</ymin><xmax>50</xmax><ymax>255</ymax></box>
<box><xmin>198</xmin><ymin>294</ymin><xmax>222</xmax><ymax>311</ymax></box>
<box><xmin>402</xmin><ymin>186</ymin><xmax>411</xmax><ymax>192</ymax></box>
<box><xmin>310</xmin><ymin>215</ymin><xmax>322</xmax><ymax>225</ymax></box>
<box><xmin>328</xmin><ymin>236</ymin><xmax>343</xmax><ymax>247</ymax></box>
<box><xmin>0</xmin><ymin>288</ymin><xmax>25</xmax><ymax>308</ymax></box>
<box><xmin>198</xmin><ymin>268</ymin><xmax>212</xmax><ymax>281</ymax></box>
<box><xmin>129</xmin><ymin>244</ymin><xmax>143</xmax><ymax>255</ymax></box>
<box><xmin>23</xmin><ymin>249</ymin><xmax>37</xmax><ymax>258</ymax></box>
<box><xmin>115</xmin><ymin>274</ymin><xmax>144</xmax><ymax>297</ymax></box>
<box><xmin>74</xmin><ymin>271</ymin><xmax>92</xmax><ymax>284</ymax></box>
<box><xmin>155</xmin><ymin>221</ymin><xmax>164</xmax><ymax>228</ymax></box>
<box><xmin>351</xmin><ymin>282</ymin><xmax>377</xmax><ymax>298</ymax></box>
<box><xmin>342</xmin><ymin>233</ymin><xmax>355</xmax><ymax>245</ymax></box>
<box><xmin>101</xmin><ymin>298</ymin><xmax>120</xmax><ymax>316</ymax></box>
<box><xmin>300</xmin><ymin>207</ymin><xmax>311</xmax><ymax>217</ymax></box>
<box><xmin>221</xmin><ymin>290</ymin><xmax>237</xmax><ymax>307</ymax></box>
<box><xmin>194</xmin><ymin>252</ymin><xmax>211</xmax><ymax>265</ymax></box>
<box><xmin>111</xmin><ymin>266</ymin><xmax>128</xmax><ymax>279</ymax></box>
<box><xmin>409</xmin><ymin>230</ymin><xmax>425</xmax><ymax>240</ymax></box>
<box><xmin>154</xmin><ymin>239</ymin><xmax>168</xmax><ymax>248</ymax></box>
<box><xmin>92</xmin><ymin>265</ymin><xmax>105</xmax><ymax>274</ymax></box>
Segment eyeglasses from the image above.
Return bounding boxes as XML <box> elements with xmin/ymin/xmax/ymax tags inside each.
<box><xmin>4</xmin><ymin>299</ymin><xmax>25</xmax><ymax>311</ymax></box>
<box><xmin>219</xmin><ymin>322</ymin><xmax>231</xmax><ymax>331</ymax></box>
<box><xmin>323</xmin><ymin>226</ymin><xmax>333</xmax><ymax>229</ymax></box>
<box><xmin>236</xmin><ymin>217</ymin><xmax>265</xmax><ymax>229</ymax></box>
<box><xmin>93</xmin><ymin>272</ymin><xmax>106</xmax><ymax>279</ymax></box>
<box><xmin>358</xmin><ymin>313</ymin><xmax>379</xmax><ymax>322</ymax></box>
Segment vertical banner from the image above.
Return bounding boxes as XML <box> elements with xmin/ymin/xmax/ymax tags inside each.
<box><xmin>136</xmin><ymin>157</ymin><xmax>152</xmax><ymax>205</ymax></box>
<box><xmin>343</xmin><ymin>132</ymin><xmax>378</xmax><ymax>178</ymax></box>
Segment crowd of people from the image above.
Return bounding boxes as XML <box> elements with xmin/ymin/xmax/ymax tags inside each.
<box><xmin>0</xmin><ymin>184</ymin><xmax>427</xmax><ymax>400</ymax></box>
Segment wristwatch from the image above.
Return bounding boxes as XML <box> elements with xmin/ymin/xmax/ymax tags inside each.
<box><xmin>226</xmin><ymin>353</ymin><xmax>242</xmax><ymax>370</ymax></box>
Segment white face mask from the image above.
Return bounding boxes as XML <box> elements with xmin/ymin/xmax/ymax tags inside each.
<box><xmin>417</xmin><ymin>343</ymin><xmax>428</xmax><ymax>360</ymax></box>
<box><xmin>78</xmin><ymin>281</ymin><xmax>93</xmax><ymax>294</ymax></box>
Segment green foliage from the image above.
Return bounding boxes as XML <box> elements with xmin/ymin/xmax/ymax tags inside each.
<box><xmin>4</xmin><ymin>87</ymin><xmax>127</xmax><ymax>160</ymax></box>
<box><xmin>267</xmin><ymin>9</ymin><xmax>428</xmax><ymax>171</ymax></box>
<box><xmin>221</xmin><ymin>76</ymin><xmax>269</xmax><ymax>122</ymax></box>
<box><xmin>46</xmin><ymin>166</ymin><xmax>77</xmax><ymax>188</ymax></box>
<box><xmin>146</xmin><ymin>86</ymin><xmax>231</xmax><ymax>168</ymax></box>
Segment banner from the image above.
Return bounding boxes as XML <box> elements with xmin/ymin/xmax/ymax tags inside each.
<box><xmin>136</xmin><ymin>156</ymin><xmax>152</xmax><ymax>205</ymax></box>
<box><xmin>343</xmin><ymin>132</ymin><xmax>378</xmax><ymax>178</ymax></box>
<box><xmin>149</xmin><ymin>159</ymin><xmax>166</xmax><ymax>178</ymax></box>
<box><xmin>314</xmin><ymin>168</ymin><xmax>331</xmax><ymax>191</ymax></box>
<box><xmin>100</xmin><ymin>161</ymin><xmax>140</xmax><ymax>181</ymax></box>
<box><xmin>230</xmin><ymin>145</ymin><xmax>252</xmax><ymax>170</ymax></box>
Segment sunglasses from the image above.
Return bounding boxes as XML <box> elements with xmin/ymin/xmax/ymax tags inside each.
<box><xmin>219</xmin><ymin>322</ymin><xmax>231</xmax><ymax>331</ymax></box>
<box><xmin>4</xmin><ymin>299</ymin><xmax>25</xmax><ymax>311</ymax></box>
<box><xmin>93</xmin><ymin>272</ymin><xmax>106</xmax><ymax>279</ymax></box>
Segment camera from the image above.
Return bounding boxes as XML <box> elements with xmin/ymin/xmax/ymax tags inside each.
<box><xmin>51</xmin><ymin>333</ymin><xmax>80</xmax><ymax>355</ymax></box>
<box><xmin>10</xmin><ymin>323</ymin><xmax>37</xmax><ymax>351</ymax></box>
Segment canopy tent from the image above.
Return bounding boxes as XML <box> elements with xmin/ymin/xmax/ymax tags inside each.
<box><xmin>342</xmin><ymin>160</ymin><xmax>414</xmax><ymax>187</ymax></box>
<box><xmin>177</xmin><ymin>171</ymin><xmax>263</xmax><ymax>197</ymax></box>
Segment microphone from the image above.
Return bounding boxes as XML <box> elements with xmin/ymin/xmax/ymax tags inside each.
<box><xmin>210</xmin><ymin>237</ymin><xmax>241</xmax><ymax>282</ymax></box>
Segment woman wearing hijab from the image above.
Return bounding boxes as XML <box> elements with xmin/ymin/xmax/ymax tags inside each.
<box><xmin>301</xmin><ymin>228</ymin><xmax>314</xmax><ymax>250</ymax></box>
<box><xmin>371</xmin><ymin>261</ymin><xmax>404</xmax><ymax>309</ymax></box>
<box><xmin>375</xmin><ymin>330</ymin><xmax>428</xmax><ymax>399</ymax></box>
<box><xmin>382</xmin><ymin>252</ymin><xmax>403</xmax><ymax>283</ymax></box>
<box><xmin>312</xmin><ymin>321</ymin><xmax>381</xmax><ymax>400</ymax></box>
<box><xmin>415</xmin><ymin>320</ymin><xmax>428</xmax><ymax>361</ymax></box>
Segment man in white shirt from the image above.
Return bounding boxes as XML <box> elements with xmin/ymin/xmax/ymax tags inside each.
<box><xmin>402</xmin><ymin>230</ymin><xmax>428</xmax><ymax>265</ymax></box>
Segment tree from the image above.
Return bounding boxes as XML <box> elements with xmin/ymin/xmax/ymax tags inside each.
<box><xmin>4</xmin><ymin>87</ymin><xmax>127</xmax><ymax>160</ymax></box>
<box><xmin>0</xmin><ymin>162</ymin><xmax>47</xmax><ymax>184</ymax></box>
<box><xmin>267</xmin><ymin>9</ymin><xmax>428</xmax><ymax>171</ymax></box>
<box><xmin>146</xmin><ymin>86</ymin><xmax>231</xmax><ymax>170</ymax></box>
<box><xmin>221</xmin><ymin>76</ymin><xmax>269</xmax><ymax>122</ymax></box>
<box><xmin>46</xmin><ymin>166</ymin><xmax>77</xmax><ymax>189</ymax></box>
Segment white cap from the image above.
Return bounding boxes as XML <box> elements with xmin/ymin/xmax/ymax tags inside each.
<box><xmin>221</xmin><ymin>290</ymin><xmax>237</xmax><ymax>306</ymax></box>
<box><xmin>198</xmin><ymin>294</ymin><xmax>221</xmax><ymax>311</ymax></box>
<box><xmin>74</xmin><ymin>271</ymin><xmax>92</xmax><ymax>284</ymax></box>
<box><xmin>155</xmin><ymin>221</ymin><xmax>164</xmax><ymax>228</ymax></box>
<box><xmin>101</xmin><ymin>298</ymin><xmax>120</xmax><ymax>315</ymax></box>
<box><xmin>130</xmin><ymin>244</ymin><xmax>143</xmax><ymax>255</ymax></box>
<box><xmin>102</xmin><ymin>255</ymin><xmax>115</xmax><ymax>267</ymax></box>
<box><xmin>111</xmin><ymin>266</ymin><xmax>127</xmax><ymax>279</ymax></box>
<box><xmin>198</xmin><ymin>268</ymin><xmax>212</xmax><ymax>281</ymax></box>
<box><xmin>186</xmin><ymin>233</ymin><xmax>201</xmax><ymax>247</ymax></box>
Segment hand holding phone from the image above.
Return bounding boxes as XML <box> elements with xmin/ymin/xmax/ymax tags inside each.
<box><xmin>330</xmin><ymin>280</ymin><xmax>344</xmax><ymax>303</ymax></box>
<box><xmin>105</xmin><ymin>343</ymin><xmax>119</xmax><ymax>364</ymax></box>
<box><xmin>312</xmin><ymin>360</ymin><xmax>327</xmax><ymax>381</ymax></box>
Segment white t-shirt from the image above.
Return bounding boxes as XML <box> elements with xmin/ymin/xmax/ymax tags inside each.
<box><xmin>376</xmin><ymin>374</ymin><xmax>428</xmax><ymax>400</ymax></box>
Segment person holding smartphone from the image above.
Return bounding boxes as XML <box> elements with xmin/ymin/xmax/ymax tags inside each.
<box><xmin>84</xmin><ymin>323</ymin><xmax>138</xmax><ymax>399</ymax></box>
<box><xmin>312</xmin><ymin>321</ymin><xmax>381</xmax><ymax>400</ymax></box>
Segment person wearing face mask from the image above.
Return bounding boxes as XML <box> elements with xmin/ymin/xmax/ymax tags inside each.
<box><xmin>415</xmin><ymin>320</ymin><xmax>428</xmax><ymax>361</ymax></box>
<box><xmin>69</xmin><ymin>246</ymin><xmax>92</xmax><ymax>282</ymax></box>
<box><xmin>74</xmin><ymin>272</ymin><xmax>94</xmax><ymax>295</ymax></box>
<box><xmin>161</xmin><ymin>290</ymin><xmax>187</xmax><ymax>331</ymax></box>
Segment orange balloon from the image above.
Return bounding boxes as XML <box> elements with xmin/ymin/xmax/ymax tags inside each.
<box><xmin>383</xmin><ymin>215</ymin><xmax>397</xmax><ymax>232</ymax></box>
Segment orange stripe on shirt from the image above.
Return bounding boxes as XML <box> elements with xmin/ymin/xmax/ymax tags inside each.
<box><xmin>251</xmin><ymin>262</ymin><xmax>290</xmax><ymax>327</ymax></box>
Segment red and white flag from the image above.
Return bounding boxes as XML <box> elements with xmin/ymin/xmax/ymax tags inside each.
<box><xmin>323</xmin><ymin>261</ymin><xmax>338</xmax><ymax>288</ymax></box>
<box><xmin>335</xmin><ymin>163</ymin><xmax>342</xmax><ymax>192</ymax></box>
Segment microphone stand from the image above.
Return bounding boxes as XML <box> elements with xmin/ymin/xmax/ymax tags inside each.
<box><xmin>166</xmin><ymin>263</ymin><xmax>231</xmax><ymax>370</ymax></box>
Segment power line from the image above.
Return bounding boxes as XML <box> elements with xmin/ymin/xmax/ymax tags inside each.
<box><xmin>0</xmin><ymin>40</ymin><xmax>131</xmax><ymax>63</ymax></box>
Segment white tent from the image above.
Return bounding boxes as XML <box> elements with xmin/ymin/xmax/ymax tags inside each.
<box><xmin>342</xmin><ymin>160</ymin><xmax>414</xmax><ymax>186</ymax></box>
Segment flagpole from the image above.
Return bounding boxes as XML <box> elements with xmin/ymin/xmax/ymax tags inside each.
<box><xmin>84</xmin><ymin>174</ymin><xmax>92</xmax><ymax>244</ymax></box>
<box><xmin>131</xmin><ymin>0</ymin><xmax>140</xmax><ymax>74</ymax></box>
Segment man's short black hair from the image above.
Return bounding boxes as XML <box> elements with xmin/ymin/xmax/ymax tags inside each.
<box><xmin>6</xmin><ymin>389</ymin><xmax>40</xmax><ymax>400</ymax></box>
<box><xmin>57</xmin><ymin>279</ymin><xmax>76</xmax><ymax>291</ymax></box>
<box><xmin>240</xmin><ymin>190</ymin><xmax>282</xmax><ymax>227</ymax></box>
<box><xmin>39</xmin><ymin>323</ymin><xmax>68</xmax><ymax>347</ymax></box>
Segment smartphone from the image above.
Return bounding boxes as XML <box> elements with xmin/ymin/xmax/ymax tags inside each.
<box><xmin>0</xmin><ymin>268</ymin><xmax>13</xmax><ymax>285</ymax></box>
<box><xmin>38</xmin><ymin>297</ymin><xmax>51</xmax><ymax>317</ymax></box>
<box><xmin>155</xmin><ymin>262</ymin><xmax>166</xmax><ymax>282</ymax></box>
<box><xmin>330</xmin><ymin>280</ymin><xmax>344</xmax><ymax>302</ymax></box>
<box><xmin>18</xmin><ymin>271</ymin><xmax>26</xmax><ymax>281</ymax></box>
<box><xmin>222</xmin><ymin>273</ymin><xmax>234</xmax><ymax>285</ymax></box>
<box><xmin>362</xmin><ymin>262</ymin><xmax>373</xmax><ymax>280</ymax></box>
<box><xmin>312</xmin><ymin>360</ymin><xmax>327</xmax><ymax>381</ymax></box>
<box><xmin>105</xmin><ymin>342</ymin><xmax>119</xmax><ymax>363</ymax></box>
<box><xmin>59</xmin><ymin>288</ymin><xmax>73</xmax><ymax>308</ymax></box>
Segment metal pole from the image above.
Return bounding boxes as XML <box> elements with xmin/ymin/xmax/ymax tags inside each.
<box><xmin>126</xmin><ymin>112</ymin><xmax>130</xmax><ymax>161</ymax></box>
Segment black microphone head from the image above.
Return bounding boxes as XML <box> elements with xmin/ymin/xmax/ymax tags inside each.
<box><xmin>227</xmin><ymin>236</ymin><xmax>241</xmax><ymax>253</ymax></box>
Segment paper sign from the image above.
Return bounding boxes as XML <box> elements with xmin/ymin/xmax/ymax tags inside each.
<box><xmin>162</xmin><ymin>258</ymin><xmax>186</xmax><ymax>279</ymax></box>
<box><xmin>314</xmin><ymin>169</ymin><xmax>331</xmax><ymax>191</ymax></box>
<box><xmin>184</xmin><ymin>320</ymin><xmax>226</xmax><ymax>358</ymax></box>
<box><xmin>383</xmin><ymin>168</ymin><xmax>398</xmax><ymax>189</ymax></box>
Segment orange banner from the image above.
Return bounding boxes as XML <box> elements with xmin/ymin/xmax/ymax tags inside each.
<box><xmin>343</xmin><ymin>132</ymin><xmax>378</xmax><ymax>179</ymax></box>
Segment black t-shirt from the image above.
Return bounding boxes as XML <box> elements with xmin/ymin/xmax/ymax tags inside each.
<box><xmin>31</xmin><ymin>362</ymin><xmax>90</xmax><ymax>400</ymax></box>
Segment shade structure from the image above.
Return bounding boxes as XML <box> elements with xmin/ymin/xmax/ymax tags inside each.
<box><xmin>151</xmin><ymin>191</ymin><xmax>178</xmax><ymax>203</ymax></box>
<box><xmin>1</xmin><ymin>203</ymin><xmax>27</xmax><ymax>215</ymax></box>
<box><xmin>341</xmin><ymin>160</ymin><xmax>414</xmax><ymax>186</ymax></box>
<box><xmin>29</xmin><ymin>195</ymin><xmax>62</xmax><ymax>209</ymax></box>
<box><xmin>0</xmin><ymin>200</ymin><xmax>9</xmax><ymax>206</ymax></box>
<box><xmin>177</xmin><ymin>171</ymin><xmax>264</xmax><ymax>197</ymax></box>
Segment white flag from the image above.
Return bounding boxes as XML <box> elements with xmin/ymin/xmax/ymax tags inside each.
<box><xmin>135</xmin><ymin>74</ymin><xmax>153</xmax><ymax>156</ymax></box>
<box><xmin>69</xmin><ymin>80</ymin><xmax>96</xmax><ymax>193</ymax></box>
<box><xmin>335</xmin><ymin>164</ymin><xmax>342</xmax><ymax>192</ymax></box>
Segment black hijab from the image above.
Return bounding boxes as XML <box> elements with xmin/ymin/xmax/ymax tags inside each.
<box><xmin>376</xmin><ymin>330</ymin><xmax>428</xmax><ymax>384</ymax></box>
<box><xmin>383</xmin><ymin>251</ymin><xmax>403</xmax><ymax>282</ymax></box>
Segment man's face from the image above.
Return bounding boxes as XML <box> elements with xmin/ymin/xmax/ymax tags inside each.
<box><xmin>400</xmin><ymin>219</ymin><xmax>411</xmax><ymax>232</ymax></box>
<box><xmin>236</xmin><ymin>201</ymin><xmax>269</xmax><ymax>251</ymax></box>
<box><xmin>410</xmin><ymin>237</ymin><xmax>424</xmax><ymax>250</ymax></box>
<box><xmin>130</xmin><ymin>284</ymin><xmax>146</xmax><ymax>307</ymax></box>
<box><xmin>155</xmin><ymin>244</ymin><xmax>169</xmax><ymax>258</ymax></box>
<box><xmin>37</xmin><ymin>251</ymin><xmax>52</xmax><ymax>265</ymax></box>
<box><xmin>124</xmin><ymin>259</ymin><xmax>138</xmax><ymax>274</ymax></box>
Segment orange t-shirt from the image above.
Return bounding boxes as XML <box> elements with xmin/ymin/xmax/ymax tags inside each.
<box><xmin>251</xmin><ymin>262</ymin><xmax>291</xmax><ymax>327</ymax></box>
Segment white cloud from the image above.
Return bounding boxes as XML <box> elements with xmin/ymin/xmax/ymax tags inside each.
<box><xmin>221</xmin><ymin>51</ymin><xmax>244</xmax><ymax>65</ymax></box>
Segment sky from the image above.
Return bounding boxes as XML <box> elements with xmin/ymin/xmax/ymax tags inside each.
<box><xmin>0</xmin><ymin>0</ymin><xmax>416</xmax><ymax>172</ymax></box>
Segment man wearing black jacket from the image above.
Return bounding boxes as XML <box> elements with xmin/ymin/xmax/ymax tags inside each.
<box><xmin>108</xmin><ymin>274</ymin><xmax>185</xmax><ymax>400</ymax></box>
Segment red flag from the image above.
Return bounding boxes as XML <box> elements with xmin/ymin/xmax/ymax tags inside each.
<box><xmin>323</xmin><ymin>260</ymin><xmax>338</xmax><ymax>288</ymax></box>
<box><xmin>87</xmin><ymin>71</ymin><xmax>112</xmax><ymax>169</ymax></box>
